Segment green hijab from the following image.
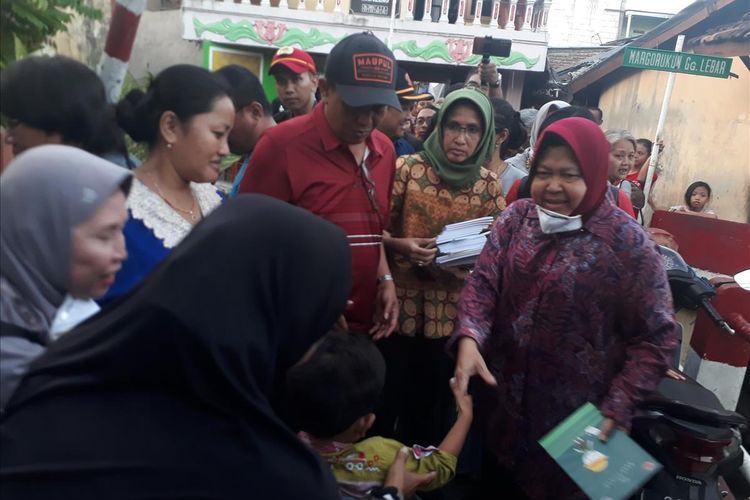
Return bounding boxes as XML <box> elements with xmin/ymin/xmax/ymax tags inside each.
<box><xmin>421</xmin><ymin>88</ymin><xmax>495</xmax><ymax>189</ymax></box>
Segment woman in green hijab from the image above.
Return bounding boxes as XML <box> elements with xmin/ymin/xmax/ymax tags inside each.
<box><xmin>375</xmin><ymin>89</ymin><xmax>506</xmax><ymax>447</ymax></box>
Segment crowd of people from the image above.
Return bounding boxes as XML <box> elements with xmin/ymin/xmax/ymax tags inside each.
<box><xmin>0</xmin><ymin>30</ymin><xmax>720</xmax><ymax>499</ymax></box>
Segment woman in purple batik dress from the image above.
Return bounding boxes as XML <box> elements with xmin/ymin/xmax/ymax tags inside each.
<box><xmin>450</xmin><ymin>117</ymin><xmax>680</xmax><ymax>499</ymax></box>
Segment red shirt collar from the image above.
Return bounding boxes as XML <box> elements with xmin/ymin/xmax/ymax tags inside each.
<box><xmin>312</xmin><ymin>103</ymin><xmax>384</xmax><ymax>158</ymax></box>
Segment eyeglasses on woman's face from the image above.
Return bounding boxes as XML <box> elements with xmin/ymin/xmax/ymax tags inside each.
<box><xmin>444</xmin><ymin>121</ymin><xmax>482</xmax><ymax>139</ymax></box>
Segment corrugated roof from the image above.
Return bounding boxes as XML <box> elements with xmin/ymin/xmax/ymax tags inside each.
<box><xmin>687</xmin><ymin>11</ymin><xmax>750</xmax><ymax>46</ymax></box>
<box><xmin>547</xmin><ymin>47</ymin><xmax>612</xmax><ymax>73</ymax></box>
<box><xmin>558</xmin><ymin>46</ymin><xmax>620</xmax><ymax>82</ymax></box>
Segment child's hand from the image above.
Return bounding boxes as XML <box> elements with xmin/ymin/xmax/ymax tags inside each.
<box><xmin>384</xmin><ymin>447</ymin><xmax>437</xmax><ymax>498</ymax></box>
<box><xmin>439</xmin><ymin>377</ymin><xmax>475</xmax><ymax>456</ymax></box>
<box><xmin>450</xmin><ymin>376</ymin><xmax>473</xmax><ymax>418</ymax></box>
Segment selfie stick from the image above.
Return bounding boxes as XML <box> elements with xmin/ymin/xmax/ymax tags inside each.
<box><xmin>387</xmin><ymin>0</ymin><xmax>398</xmax><ymax>48</ymax></box>
<box><xmin>482</xmin><ymin>36</ymin><xmax>491</xmax><ymax>65</ymax></box>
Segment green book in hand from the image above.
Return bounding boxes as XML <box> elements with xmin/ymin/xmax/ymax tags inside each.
<box><xmin>539</xmin><ymin>403</ymin><xmax>661</xmax><ymax>500</ymax></box>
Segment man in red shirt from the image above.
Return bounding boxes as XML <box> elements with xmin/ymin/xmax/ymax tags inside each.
<box><xmin>240</xmin><ymin>32</ymin><xmax>400</xmax><ymax>338</ymax></box>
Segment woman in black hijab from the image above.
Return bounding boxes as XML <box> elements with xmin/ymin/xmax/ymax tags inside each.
<box><xmin>0</xmin><ymin>195</ymin><xmax>350</xmax><ymax>500</ymax></box>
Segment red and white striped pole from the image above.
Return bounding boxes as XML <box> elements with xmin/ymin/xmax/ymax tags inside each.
<box><xmin>99</xmin><ymin>0</ymin><xmax>148</xmax><ymax>104</ymax></box>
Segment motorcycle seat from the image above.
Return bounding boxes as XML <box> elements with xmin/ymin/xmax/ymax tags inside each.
<box><xmin>659</xmin><ymin>414</ymin><xmax>737</xmax><ymax>441</ymax></box>
<box><xmin>637</xmin><ymin>377</ymin><xmax>747</xmax><ymax>429</ymax></box>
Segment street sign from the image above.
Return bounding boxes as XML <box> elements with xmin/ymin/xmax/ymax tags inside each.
<box><xmin>623</xmin><ymin>47</ymin><xmax>732</xmax><ymax>79</ymax></box>
<box><xmin>350</xmin><ymin>0</ymin><xmax>391</xmax><ymax>17</ymax></box>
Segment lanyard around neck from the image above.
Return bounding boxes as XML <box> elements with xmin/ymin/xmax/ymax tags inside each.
<box><xmin>357</xmin><ymin>147</ymin><xmax>380</xmax><ymax>218</ymax></box>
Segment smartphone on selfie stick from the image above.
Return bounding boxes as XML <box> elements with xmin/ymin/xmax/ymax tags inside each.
<box><xmin>472</xmin><ymin>36</ymin><xmax>512</xmax><ymax>84</ymax></box>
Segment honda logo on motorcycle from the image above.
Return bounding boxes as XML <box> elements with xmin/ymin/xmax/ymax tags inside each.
<box><xmin>674</xmin><ymin>474</ymin><xmax>703</xmax><ymax>486</ymax></box>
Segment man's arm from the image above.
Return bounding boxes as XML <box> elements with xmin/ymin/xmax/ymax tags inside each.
<box><xmin>369</xmin><ymin>242</ymin><xmax>398</xmax><ymax>340</ymax></box>
<box><xmin>480</xmin><ymin>62</ymin><xmax>503</xmax><ymax>98</ymax></box>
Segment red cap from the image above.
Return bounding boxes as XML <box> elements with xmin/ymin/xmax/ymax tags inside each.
<box><xmin>269</xmin><ymin>47</ymin><xmax>317</xmax><ymax>75</ymax></box>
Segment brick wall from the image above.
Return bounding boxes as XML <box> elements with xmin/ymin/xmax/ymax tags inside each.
<box><xmin>547</xmin><ymin>0</ymin><xmax>623</xmax><ymax>47</ymax></box>
<box><xmin>546</xmin><ymin>0</ymin><xmax>692</xmax><ymax>47</ymax></box>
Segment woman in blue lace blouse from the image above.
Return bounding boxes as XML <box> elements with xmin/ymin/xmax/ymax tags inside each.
<box><xmin>100</xmin><ymin>65</ymin><xmax>234</xmax><ymax>304</ymax></box>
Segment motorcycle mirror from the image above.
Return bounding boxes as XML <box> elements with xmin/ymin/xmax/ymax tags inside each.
<box><xmin>735</xmin><ymin>269</ymin><xmax>750</xmax><ymax>291</ymax></box>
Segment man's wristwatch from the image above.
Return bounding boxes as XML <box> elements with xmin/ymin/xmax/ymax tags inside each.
<box><xmin>369</xmin><ymin>486</ymin><xmax>401</xmax><ymax>500</ymax></box>
<box><xmin>378</xmin><ymin>274</ymin><xmax>394</xmax><ymax>285</ymax></box>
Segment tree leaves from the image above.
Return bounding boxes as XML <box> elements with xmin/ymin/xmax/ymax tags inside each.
<box><xmin>1</xmin><ymin>0</ymin><xmax>102</xmax><ymax>68</ymax></box>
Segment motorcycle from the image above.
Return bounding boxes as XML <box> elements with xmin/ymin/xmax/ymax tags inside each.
<box><xmin>631</xmin><ymin>246</ymin><xmax>750</xmax><ymax>500</ymax></box>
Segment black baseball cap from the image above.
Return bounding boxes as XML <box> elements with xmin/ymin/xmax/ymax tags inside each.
<box><xmin>324</xmin><ymin>32</ymin><xmax>400</xmax><ymax>110</ymax></box>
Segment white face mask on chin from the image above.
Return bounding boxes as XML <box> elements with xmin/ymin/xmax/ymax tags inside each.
<box><xmin>536</xmin><ymin>205</ymin><xmax>583</xmax><ymax>234</ymax></box>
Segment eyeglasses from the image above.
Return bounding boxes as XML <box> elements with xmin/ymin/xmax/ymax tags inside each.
<box><xmin>416</xmin><ymin>116</ymin><xmax>433</xmax><ymax>126</ymax></box>
<box><xmin>444</xmin><ymin>122</ymin><xmax>482</xmax><ymax>139</ymax></box>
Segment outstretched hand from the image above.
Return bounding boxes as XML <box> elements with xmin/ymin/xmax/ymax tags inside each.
<box><xmin>450</xmin><ymin>376</ymin><xmax>473</xmax><ymax>418</ymax></box>
<box><xmin>454</xmin><ymin>337</ymin><xmax>497</xmax><ymax>397</ymax></box>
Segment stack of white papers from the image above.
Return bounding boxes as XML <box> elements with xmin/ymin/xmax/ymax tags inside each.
<box><xmin>436</xmin><ymin>217</ymin><xmax>494</xmax><ymax>267</ymax></box>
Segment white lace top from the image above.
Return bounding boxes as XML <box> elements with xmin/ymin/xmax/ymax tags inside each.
<box><xmin>128</xmin><ymin>179</ymin><xmax>222</xmax><ymax>249</ymax></box>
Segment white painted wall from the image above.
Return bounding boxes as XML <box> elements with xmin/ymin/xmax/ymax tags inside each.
<box><xmin>52</xmin><ymin>7</ymin><xmax>202</xmax><ymax>85</ymax></box>
<box><xmin>546</xmin><ymin>0</ymin><xmax>694</xmax><ymax>47</ymax></box>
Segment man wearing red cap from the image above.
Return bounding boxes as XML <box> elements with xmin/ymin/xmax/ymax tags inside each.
<box><xmin>269</xmin><ymin>47</ymin><xmax>318</xmax><ymax>124</ymax></box>
<box><xmin>240</xmin><ymin>33</ymin><xmax>400</xmax><ymax>338</ymax></box>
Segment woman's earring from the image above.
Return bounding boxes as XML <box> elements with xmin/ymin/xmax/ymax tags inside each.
<box><xmin>166</xmin><ymin>143</ymin><xmax>173</xmax><ymax>149</ymax></box>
